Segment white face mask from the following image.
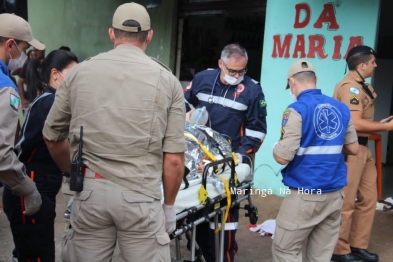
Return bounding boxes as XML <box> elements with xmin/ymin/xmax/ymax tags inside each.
<box><xmin>289</xmin><ymin>86</ymin><xmax>297</xmax><ymax>101</ymax></box>
<box><xmin>8</xmin><ymin>42</ymin><xmax>27</xmax><ymax>71</ymax></box>
<box><xmin>224</xmin><ymin>74</ymin><xmax>243</xmax><ymax>86</ymax></box>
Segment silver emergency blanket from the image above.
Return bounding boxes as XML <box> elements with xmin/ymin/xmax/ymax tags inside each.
<box><xmin>184</xmin><ymin>123</ymin><xmax>233</xmax><ymax>189</ymax></box>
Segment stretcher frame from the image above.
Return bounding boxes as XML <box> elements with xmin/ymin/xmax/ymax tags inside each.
<box><xmin>170</xmin><ymin>157</ymin><xmax>258</xmax><ymax>262</ymax></box>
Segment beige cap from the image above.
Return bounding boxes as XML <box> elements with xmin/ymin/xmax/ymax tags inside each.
<box><xmin>286</xmin><ymin>59</ymin><xmax>315</xmax><ymax>89</ymax></box>
<box><xmin>112</xmin><ymin>2</ymin><xmax>150</xmax><ymax>32</ymax></box>
<box><xmin>0</xmin><ymin>13</ymin><xmax>45</xmax><ymax>50</ymax></box>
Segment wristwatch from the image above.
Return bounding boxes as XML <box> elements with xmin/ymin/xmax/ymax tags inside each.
<box><xmin>62</xmin><ymin>172</ymin><xmax>71</xmax><ymax>178</ymax></box>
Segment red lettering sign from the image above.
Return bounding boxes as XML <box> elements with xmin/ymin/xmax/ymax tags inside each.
<box><xmin>307</xmin><ymin>35</ymin><xmax>328</xmax><ymax>59</ymax></box>
<box><xmin>293</xmin><ymin>35</ymin><xmax>306</xmax><ymax>58</ymax></box>
<box><xmin>332</xmin><ymin>35</ymin><xmax>343</xmax><ymax>60</ymax></box>
<box><xmin>272</xmin><ymin>35</ymin><xmax>292</xmax><ymax>58</ymax></box>
<box><xmin>271</xmin><ymin>3</ymin><xmax>364</xmax><ymax>60</ymax></box>
<box><xmin>313</xmin><ymin>3</ymin><xmax>339</xmax><ymax>30</ymax></box>
<box><xmin>294</xmin><ymin>4</ymin><xmax>311</xmax><ymax>29</ymax></box>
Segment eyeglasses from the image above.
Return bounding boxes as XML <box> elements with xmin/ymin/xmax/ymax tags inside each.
<box><xmin>222</xmin><ymin>62</ymin><xmax>247</xmax><ymax>76</ymax></box>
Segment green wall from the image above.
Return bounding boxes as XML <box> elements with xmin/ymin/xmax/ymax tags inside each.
<box><xmin>27</xmin><ymin>0</ymin><xmax>178</xmax><ymax>70</ymax></box>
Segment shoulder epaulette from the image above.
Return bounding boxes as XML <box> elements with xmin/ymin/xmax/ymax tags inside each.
<box><xmin>150</xmin><ymin>57</ymin><xmax>171</xmax><ymax>72</ymax></box>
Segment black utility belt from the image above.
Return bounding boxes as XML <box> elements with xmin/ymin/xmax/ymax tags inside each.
<box><xmin>358</xmin><ymin>136</ymin><xmax>368</xmax><ymax>146</ymax></box>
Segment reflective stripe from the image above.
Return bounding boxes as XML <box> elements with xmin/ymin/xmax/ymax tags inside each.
<box><xmin>196</xmin><ymin>93</ymin><xmax>247</xmax><ymax>111</ymax></box>
<box><xmin>296</xmin><ymin>145</ymin><xmax>343</xmax><ymax>156</ymax></box>
<box><xmin>245</xmin><ymin>128</ymin><xmax>266</xmax><ymax>140</ymax></box>
<box><xmin>209</xmin><ymin>222</ymin><xmax>238</xmax><ymax>230</ymax></box>
<box><xmin>16</xmin><ymin>93</ymin><xmax>52</xmax><ymax>158</ymax></box>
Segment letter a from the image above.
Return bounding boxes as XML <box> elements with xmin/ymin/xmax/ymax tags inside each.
<box><xmin>314</xmin><ymin>3</ymin><xmax>340</xmax><ymax>30</ymax></box>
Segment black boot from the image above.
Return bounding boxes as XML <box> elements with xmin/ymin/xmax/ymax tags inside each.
<box><xmin>350</xmin><ymin>247</ymin><xmax>379</xmax><ymax>262</ymax></box>
<box><xmin>331</xmin><ymin>253</ymin><xmax>365</xmax><ymax>262</ymax></box>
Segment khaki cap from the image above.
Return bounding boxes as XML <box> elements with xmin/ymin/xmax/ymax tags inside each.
<box><xmin>112</xmin><ymin>2</ymin><xmax>150</xmax><ymax>32</ymax></box>
<box><xmin>286</xmin><ymin>59</ymin><xmax>315</xmax><ymax>89</ymax></box>
<box><xmin>0</xmin><ymin>13</ymin><xmax>45</xmax><ymax>50</ymax></box>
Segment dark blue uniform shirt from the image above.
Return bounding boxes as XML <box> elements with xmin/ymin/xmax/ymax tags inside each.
<box><xmin>15</xmin><ymin>85</ymin><xmax>61</xmax><ymax>173</ymax></box>
<box><xmin>184</xmin><ymin>69</ymin><xmax>267</xmax><ymax>155</ymax></box>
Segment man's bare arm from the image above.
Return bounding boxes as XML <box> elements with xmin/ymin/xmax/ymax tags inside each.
<box><xmin>343</xmin><ymin>142</ymin><xmax>359</xmax><ymax>156</ymax></box>
<box><xmin>44</xmin><ymin>137</ymin><xmax>71</xmax><ymax>173</ymax></box>
<box><xmin>351</xmin><ymin>111</ymin><xmax>393</xmax><ymax>133</ymax></box>
<box><xmin>162</xmin><ymin>152</ymin><xmax>184</xmax><ymax>205</ymax></box>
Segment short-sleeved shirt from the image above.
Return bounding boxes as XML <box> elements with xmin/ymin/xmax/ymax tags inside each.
<box><xmin>43</xmin><ymin>44</ymin><xmax>187</xmax><ymax>199</ymax></box>
<box><xmin>333</xmin><ymin>71</ymin><xmax>377</xmax><ymax>137</ymax></box>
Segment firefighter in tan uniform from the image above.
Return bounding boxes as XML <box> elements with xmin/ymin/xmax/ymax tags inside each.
<box><xmin>0</xmin><ymin>14</ymin><xmax>44</xmax><ymax>216</ymax></box>
<box><xmin>332</xmin><ymin>46</ymin><xmax>393</xmax><ymax>262</ymax></box>
<box><xmin>42</xmin><ymin>3</ymin><xmax>186</xmax><ymax>261</ymax></box>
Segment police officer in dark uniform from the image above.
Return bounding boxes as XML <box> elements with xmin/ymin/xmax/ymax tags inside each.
<box><xmin>332</xmin><ymin>46</ymin><xmax>393</xmax><ymax>262</ymax></box>
<box><xmin>184</xmin><ymin>43</ymin><xmax>267</xmax><ymax>262</ymax></box>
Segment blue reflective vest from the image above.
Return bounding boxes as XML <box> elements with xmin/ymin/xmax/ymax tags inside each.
<box><xmin>282</xmin><ymin>89</ymin><xmax>351</xmax><ymax>193</ymax></box>
<box><xmin>0</xmin><ymin>60</ymin><xmax>18</xmax><ymax>92</ymax></box>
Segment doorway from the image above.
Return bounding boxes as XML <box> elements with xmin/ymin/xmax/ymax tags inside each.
<box><xmin>176</xmin><ymin>0</ymin><xmax>266</xmax><ymax>83</ymax></box>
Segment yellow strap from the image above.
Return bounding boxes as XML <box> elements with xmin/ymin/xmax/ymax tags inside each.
<box><xmin>184</xmin><ymin>133</ymin><xmax>217</xmax><ymax>161</ymax></box>
<box><xmin>215</xmin><ymin>175</ymin><xmax>231</xmax><ymax>233</ymax></box>
<box><xmin>232</xmin><ymin>152</ymin><xmax>239</xmax><ymax>166</ymax></box>
<box><xmin>198</xmin><ymin>185</ymin><xmax>208</xmax><ymax>204</ymax></box>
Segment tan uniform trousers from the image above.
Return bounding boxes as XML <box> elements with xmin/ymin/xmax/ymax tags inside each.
<box><xmin>62</xmin><ymin>169</ymin><xmax>171</xmax><ymax>262</ymax></box>
<box><xmin>272</xmin><ymin>189</ymin><xmax>343</xmax><ymax>262</ymax></box>
<box><xmin>334</xmin><ymin>145</ymin><xmax>377</xmax><ymax>254</ymax></box>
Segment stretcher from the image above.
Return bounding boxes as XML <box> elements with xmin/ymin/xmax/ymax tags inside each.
<box><xmin>169</xmin><ymin>156</ymin><xmax>258</xmax><ymax>262</ymax></box>
<box><xmin>63</xmin><ymin>125</ymin><xmax>258</xmax><ymax>262</ymax></box>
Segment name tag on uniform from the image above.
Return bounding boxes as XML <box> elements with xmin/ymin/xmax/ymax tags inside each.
<box><xmin>10</xmin><ymin>93</ymin><xmax>20</xmax><ymax>110</ymax></box>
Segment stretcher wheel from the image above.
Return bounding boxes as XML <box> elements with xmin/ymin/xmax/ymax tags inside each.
<box><xmin>245</xmin><ymin>205</ymin><xmax>258</xmax><ymax>225</ymax></box>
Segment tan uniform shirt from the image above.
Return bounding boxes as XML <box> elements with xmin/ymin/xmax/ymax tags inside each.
<box><xmin>0</xmin><ymin>84</ymin><xmax>34</xmax><ymax>195</ymax></box>
<box><xmin>43</xmin><ymin>44</ymin><xmax>187</xmax><ymax>199</ymax></box>
<box><xmin>274</xmin><ymin>108</ymin><xmax>357</xmax><ymax>160</ymax></box>
<box><xmin>333</xmin><ymin>71</ymin><xmax>377</xmax><ymax>137</ymax></box>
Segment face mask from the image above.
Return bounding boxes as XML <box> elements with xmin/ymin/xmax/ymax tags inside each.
<box><xmin>289</xmin><ymin>86</ymin><xmax>297</xmax><ymax>101</ymax></box>
<box><xmin>8</xmin><ymin>42</ymin><xmax>28</xmax><ymax>71</ymax></box>
<box><xmin>55</xmin><ymin>71</ymin><xmax>65</xmax><ymax>88</ymax></box>
<box><xmin>224</xmin><ymin>74</ymin><xmax>243</xmax><ymax>86</ymax></box>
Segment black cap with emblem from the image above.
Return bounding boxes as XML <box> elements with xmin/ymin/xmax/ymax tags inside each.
<box><xmin>346</xmin><ymin>45</ymin><xmax>376</xmax><ymax>99</ymax></box>
<box><xmin>346</xmin><ymin>45</ymin><xmax>376</xmax><ymax>62</ymax></box>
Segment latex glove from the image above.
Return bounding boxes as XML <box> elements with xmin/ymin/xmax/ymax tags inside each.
<box><xmin>11</xmin><ymin>177</ymin><xmax>42</xmax><ymax>215</ymax></box>
<box><xmin>235</xmin><ymin>153</ymin><xmax>243</xmax><ymax>164</ymax></box>
<box><xmin>163</xmin><ymin>204</ymin><xmax>176</xmax><ymax>233</ymax></box>
<box><xmin>24</xmin><ymin>188</ymin><xmax>42</xmax><ymax>215</ymax></box>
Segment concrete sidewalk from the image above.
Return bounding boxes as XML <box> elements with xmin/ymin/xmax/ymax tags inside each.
<box><xmin>1</xmin><ymin>187</ymin><xmax>393</xmax><ymax>262</ymax></box>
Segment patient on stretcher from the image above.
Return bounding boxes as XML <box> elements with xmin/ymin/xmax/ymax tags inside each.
<box><xmin>182</xmin><ymin>122</ymin><xmax>251</xmax><ymax>190</ymax></box>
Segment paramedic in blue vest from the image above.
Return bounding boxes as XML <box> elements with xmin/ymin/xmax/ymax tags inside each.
<box><xmin>3</xmin><ymin>50</ymin><xmax>78</xmax><ymax>262</ymax></box>
<box><xmin>184</xmin><ymin>43</ymin><xmax>267</xmax><ymax>262</ymax></box>
<box><xmin>272</xmin><ymin>59</ymin><xmax>359</xmax><ymax>262</ymax></box>
<box><xmin>0</xmin><ymin>14</ymin><xmax>43</xmax><ymax>216</ymax></box>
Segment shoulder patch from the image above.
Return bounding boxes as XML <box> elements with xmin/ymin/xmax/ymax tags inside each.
<box><xmin>349</xmin><ymin>87</ymin><xmax>360</xmax><ymax>94</ymax></box>
<box><xmin>10</xmin><ymin>93</ymin><xmax>20</xmax><ymax>110</ymax></box>
<box><xmin>150</xmin><ymin>57</ymin><xmax>171</xmax><ymax>72</ymax></box>
<box><xmin>259</xmin><ymin>99</ymin><xmax>267</xmax><ymax>108</ymax></box>
<box><xmin>280</xmin><ymin>128</ymin><xmax>285</xmax><ymax>140</ymax></box>
<box><xmin>282</xmin><ymin>109</ymin><xmax>291</xmax><ymax>126</ymax></box>
<box><xmin>350</xmin><ymin>95</ymin><xmax>359</xmax><ymax>105</ymax></box>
